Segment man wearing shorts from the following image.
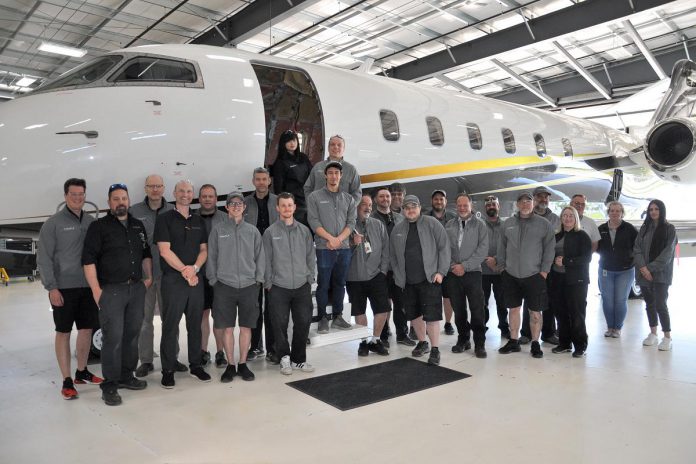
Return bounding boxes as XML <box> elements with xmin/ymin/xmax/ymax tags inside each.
<box><xmin>390</xmin><ymin>195</ymin><xmax>450</xmax><ymax>365</ymax></box>
<box><xmin>347</xmin><ymin>193</ymin><xmax>390</xmax><ymax>357</ymax></box>
<box><xmin>38</xmin><ymin>178</ymin><xmax>103</xmax><ymax>400</ymax></box>
<box><xmin>497</xmin><ymin>192</ymin><xmax>555</xmax><ymax>358</ymax></box>
<box><xmin>207</xmin><ymin>193</ymin><xmax>265</xmax><ymax>382</ymax></box>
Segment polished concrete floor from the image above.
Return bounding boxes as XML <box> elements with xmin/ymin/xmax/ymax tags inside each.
<box><xmin>1</xmin><ymin>258</ymin><xmax>694</xmax><ymax>464</ymax></box>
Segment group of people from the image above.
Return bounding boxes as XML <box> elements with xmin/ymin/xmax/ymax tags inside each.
<box><xmin>37</xmin><ymin>132</ymin><xmax>678</xmax><ymax>407</ymax></box>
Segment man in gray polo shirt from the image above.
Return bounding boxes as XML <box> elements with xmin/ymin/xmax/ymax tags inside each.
<box><xmin>307</xmin><ymin>161</ymin><xmax>357</xmax><ymax>333</ymax></box>
<box><xmin>444</xmin><ymin>193</ymin><xmax>489</xmax><ymax>358</ymax></box>
<box><xmin>304</xmin><ymin>134</ymin><xmax>361</xmax><ymax>203</ymax></box>
<box><xmin>390</xmin><ymin>195</ymin><xmax>451</xmax><ymax>365</ymax></box>
<box><xmin>207</xmin><ymin>193</ymin><xmax>265</xmax><ymax>382</ymax></box>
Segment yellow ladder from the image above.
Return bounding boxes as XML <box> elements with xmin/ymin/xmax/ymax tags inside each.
<box><xmin>0</xmin><ymin>268</ymin><xmax>9</xmax><ymax>286</ymax></box>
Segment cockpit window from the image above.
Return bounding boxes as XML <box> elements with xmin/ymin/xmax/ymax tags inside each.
<box><xmin>37</xmin><ymin>55</ymin><xmax>123</xmax><ymax>92</ymax></box>
<box><xmin>109</xmin><ymin>57</ymin><xmax>197</xmax><ymax>83</ymax></box>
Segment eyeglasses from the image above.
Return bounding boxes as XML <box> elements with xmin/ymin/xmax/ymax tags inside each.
<box><xmin>227</xmin><ymin>202</ymin><xmax>244</xmax><ymax>207</ymax></box>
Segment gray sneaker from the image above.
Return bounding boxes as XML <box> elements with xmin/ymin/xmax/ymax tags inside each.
<box><xmin>331</xmin><ymin>315</ymin><xmax>353</xmax><ymax>330</ymax></box>
<box><xmin>518</xmin><ymin>335</ymin><xmax>531</xmax><ymax>345</ymax></box>
<box><xmin>317</xmin><ymin>317</ymin><xmax>330</xmax><ymax>334</ymax></box>
<box><xmin>280</xmin><ymin>355</ymin><xmax>293</xmax><ymax>375</ymax></box>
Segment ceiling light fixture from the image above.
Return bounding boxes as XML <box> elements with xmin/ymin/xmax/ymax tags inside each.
<box><xmin>16</xmin><ymin>77</ymin><xmax>36</xmax><ymax>87</ymax></box>
<box><xmin>38</xmin><ymin>41</ymin><xmax>87</xmax><ymax>58</ymax></box>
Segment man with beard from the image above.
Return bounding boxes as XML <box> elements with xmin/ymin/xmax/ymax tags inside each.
<box><xmin>428</xmin><ymin>189</ymin><xmax>457</xmax><ymax>335</ymax></box>
<box><xmin>371</xmin><ymin>187</ymin><xmax>413</xmax><ymax>347</ymax></box>
<box><xmin>83</xmin><ymin>184</ymin><xmax>152</xmax><ymax>405</ymax></box>
<box><xmin>481</xmin><ymin>195</ymin><xmax>509</xmax><ymax>339</ymax></box>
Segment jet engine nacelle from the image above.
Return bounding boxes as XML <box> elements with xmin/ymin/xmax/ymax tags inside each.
<box><xmin>644</xmin><ymin>117</ymin><xmax>696</xmax><ymax>183</ymax></box>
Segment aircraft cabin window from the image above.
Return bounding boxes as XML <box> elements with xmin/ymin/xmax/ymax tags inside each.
<box><xmin>380</xmin><ymin>110</ymin><xmax>400</xmax><ymax>142</ymax></box>
<box><xmin>426</xmin><ymin>117</ymin><xmax>444</xmax><ymax>146</ymax></box>
<box><xmin>501</xmin><ymin>128</ymin><xmax>516</xmax><ymax>154</ymax></box>
<box><xmin>562</xmin><ymin>138</ymin><xmax>573</xmax><ymax>157</ymax></box>
<box><xmin>534</xmin><ymin>133</ymin><xmax>546</xmax><ymax>157</ymax></box>
<box><xmin>37</xmin><ymin>55</ymin><xmax>123</xmax><ymax>92</ymax></box>
<box><xmin>467</xmin><ymin>123</ymin><xmax>482</xmax><ymax>150</ymax></box>
<box><xmin>110</xmin><ymin>57</ymin><xmax>197</xmax><ymax>83</ymax></box>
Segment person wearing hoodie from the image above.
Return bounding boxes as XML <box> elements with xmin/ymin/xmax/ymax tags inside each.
<box><xmin>271</xmin><ymin>129</ymin><xmax>313</xmax><ymax>225</ymax></box>
<box><xmin>634</xmin><ymin>199</ymin><xmax>677</xmax><ymax>351</ymax></box>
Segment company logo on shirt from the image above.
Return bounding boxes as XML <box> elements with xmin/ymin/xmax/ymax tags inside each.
<box><xmin>62</xmin><ymin>227</ymin><xmax>76</xmax><ymax>231</ymax></box>
<box><xmin>272</xmin><ymin>236</ymin><xmax>282</xmax><ymax>240</ymax></box>
<box><xmin>219</xmin><ymin>234</ymin><xmax>230</xmax><ymax>238</ymax></box>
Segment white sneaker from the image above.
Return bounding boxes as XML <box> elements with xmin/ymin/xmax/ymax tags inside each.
<box><xmin>293</xmin><ymin>361</ymin><xmax>315</xmax><ymax>373</ymax></box>
<box><xmin>611</xmin><ymin>330</ymin><xmax>621</xmax><ymax>338</ymax></box>
<box><xmin>280</xmin><ymin>355</ymin><xmax>292</xmax><ymax>375</ymax></box>
<box><xmin>642</xmin><ymin>333</ymin><xmax>658</xmax><ymax>346</ymax></box>
<box><xmin>658</xmin><ymin>337</ymin><xmax>672</xmax><ymax>351</ymax></box>
<box><xmin>604</xmin><ymin>329</ymin><xmax>613</xmax><ymax>337</ymax></box>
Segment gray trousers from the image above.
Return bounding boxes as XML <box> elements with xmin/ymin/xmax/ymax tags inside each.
<box><xmin>138</xmin><ymin>276</ymin><xmax>162</xmax><ymax>364</ymax></box>
<box><xmin>98</xmin><ymin>282</ymin><xmax>146</xmax><ymax>389</ymax></box>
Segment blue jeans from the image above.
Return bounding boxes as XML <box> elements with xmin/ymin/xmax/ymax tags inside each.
<box><xmin>316</xmin><ymin>248</ymin><xmax>352</xmax><ymax>317</ymax></box>
<box><xmin>599</xmin><ymin>268</ymin><xmax>634</xmax><ymax>330</ymax></box>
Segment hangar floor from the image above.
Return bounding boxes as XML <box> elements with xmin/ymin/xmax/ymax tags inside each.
<box><xmin>1</xmin><ymin>257</ymin><xmax>694</xmax><ymax>464</ymax></box>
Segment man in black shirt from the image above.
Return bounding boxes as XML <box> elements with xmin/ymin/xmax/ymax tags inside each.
<box><xmin>83</xmin><ymin>184</ymin><xmax>152</xmax><ymax>406</ymax></box>
<box><xmin>154</xmin><ymin>180</ymin><xmax>211</xmax><ymax>389</ymax></box>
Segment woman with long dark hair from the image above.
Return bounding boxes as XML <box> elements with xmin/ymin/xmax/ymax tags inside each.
<box><xmin>597</xmin><ymin>201</ymin><xmax>638</xmax><ymax>338</ymax></box>
<box><xmin>549</xmin><ymin>206</ymin><xmax>592</xmax><ymax>358</ymax></box>
<box><xmin>634</xmin><ymin>199</ymin><xmax>677</xmax><ymax>351</ymax></box>
<box><xmin>270</xmin><ymin>130</ymin><xmax>312</xmax><ymax>225</ymax></box>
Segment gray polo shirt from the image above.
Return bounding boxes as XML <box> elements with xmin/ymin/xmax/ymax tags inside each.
<box><xmin>307</xmin><ymin>187</ymin><xmax>357</xmax><ymax>250</ymax></box>
<box><xmin>579</xmin><ymin>215</ymin><xmax>601</xmax><ymax>243</ymax></box>
<box><xmin>38</xmin><ymin>207</ymin><xmax>95</xmax><ymax>290</ymax></box>
<box><xmin>347</xmin><ymin>217</ymin><xmax>389</xmax><ymax>282</ymax></box>
<box><xmin>130</xmin><ymin>197</ymin><xmax>174</xmax><ymax>278</ymax></box>
<box><xmin>303</xmin><ymin>158</ymin><xmax>362</xmax><ymax>203</ymax></box>
<box><xmin>444</xmin><ymin>215</ymin><xmax>488</xmax><ymax>272</ymax></box>
<box><xmin>263</xmin><ymin>219</ymin><xmax>316</xmax><ymax>290</ymax></box>
<box><xmin>206</xmin><ymin>218</ymin><xmax>264</xmax><ymax>288</ymax></box>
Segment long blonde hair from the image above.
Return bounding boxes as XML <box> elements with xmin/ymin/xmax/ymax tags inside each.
<box><xmin>560</xmin><ymin>206</ymin><xmax>582</xmax><ymax>232</ymax></box>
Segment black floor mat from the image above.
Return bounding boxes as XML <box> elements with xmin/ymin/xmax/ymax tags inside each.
<box><xmin>286</xmin><ymin>357</ymin><xmax>471</xmax><ymax>411</ymax></box>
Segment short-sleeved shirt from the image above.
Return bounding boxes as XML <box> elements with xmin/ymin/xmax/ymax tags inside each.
<box><xmin>154</xmin><ymin>208</ymin><xmax>208</xmax><ymax>275</ymax></box>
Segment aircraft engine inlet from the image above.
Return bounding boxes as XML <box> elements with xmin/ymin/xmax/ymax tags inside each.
<box><xmin>644</xmin><ymin>117</ymin><xmax>696</xmax><ymax>183</ymax></box>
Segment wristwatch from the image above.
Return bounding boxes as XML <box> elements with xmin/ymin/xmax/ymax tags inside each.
<box><xmin>193</xmin><ymin>265</ymin><xmax>199</xmax><ymax>274</ymax></box>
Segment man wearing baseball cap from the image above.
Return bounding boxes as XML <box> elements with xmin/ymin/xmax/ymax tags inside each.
<box><xmin>497</xmin><ymin>191</ymin><xmax>555</xmax><ymax>359</ymax></box>
<box><xmin>390</xmin><ymin>195</ymin><xmax>451</xmax><ymax>365</ymax></box>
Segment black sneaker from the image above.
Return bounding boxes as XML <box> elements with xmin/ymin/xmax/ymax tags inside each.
<box><xmin>190</xmin><ymin>366</ymin><xmax>212</xmax><ymax>382</ymax></box>
<box><xmin>443</xmin><ymin>322</ymin><xmax>455</xmax><ymax>335</ymax></box>
<box><xmin>452</xmin><ymin>339</ymin><xmax>472</xmax><ymax>353</ymax></box>
<box><xmin>266</xmin><ymin>352</ymin><xmax>280</xmax><ymax>364</ymax></box>
<box><xmin>215</xmin><ymin>351</ymin><xmax>228</xmax><ymax>368</ymax></box>
<box><xmin>101</xmin><ymin>387</ymin><xmax>122</xmax><ymax>406</ymax></box>
<box><xmin>541</xmin><ymin>335</ymin><xmax>560</xmax><ymax>345</ymax></box>
<box><xmin>161</xmin><ymin>371</ymin><xmax>175</xmax><ymax>389</ymax></box>
<box><xmin>358</xmin><ymin>340</ymin><xmax>369</xmax><ymax>357</ymax></box>
<box><xmin>237</xmin><ymin>363</ymin><xmax>255</xmax><ymax>381</ymax></box>
<box><xmin>379</xmin><ymin>336</ymin><xmax>391</xmax><ymax>348</ymax></box>
<box><xmin>174</xmin><ymin>360</ymin><xmax>188</xmax><ymax>372</ymax></box>
<box><xmin>475</xmin><ymin>346</ymin><xmax>487</xmax><ymax>359</ymax></box>
<box><xmin>250</xmin><ymin>348</ymin><xmax>265</xmax><ymax>360</ymax></box>
<box><xmin>74</xmin><ymin>368</ymin><xmax>103</xmax><ymax>385</ymax></box>
<box><xmin>397</xmin><ymin>336</ymin><xmax>416</xmax><ymax>347</ymax></box>
<box><xmin>368</xmin><ymin>339</ymin><xmax>389</xmax><ymax>356</ymax></box>
<box><xmin>498</xmin><ymin>339</ymin><xmax>521</xmax><ymax>354</ymax></box>
<box><xmin>411</xmin><ymin>341</ymin><xmax>431</xmax><ymax>357</ymax></box>
<box><xmin>135</xmin><ymin>362</ymin><xmax>154</xmax><ymax>378</ymax></box>
<box><xmin>530</xmin><ymin>341</ymin><xmax>544</xmax><ymax>358</ymax></box>
<box><xmin>201</xmin><ymin>351</ymin><xmax>211</xmax><ymax>366</ymax></box>
<box><xmin>572</xmin><ymin>348</ymin><xmax>586</xmax><ymax>358</ymax></box>
<box><xmin>118</xmin><ymin>376</ymin><xmax>147</xmax><ymax>390</ymax></box>
<box><xmin>221</xmin><ymin>365</ymin><xmax>236</xmax><ymax>383</ymax></box>
<box><xmin>428</xmin><ymin>347</ymin><xmax>441</xmax><ymax>365</ymax></box>
<box><xmin>551</xmin><ymin>345</ymin><xmax>572</xmax><ymax>354</ymax></box>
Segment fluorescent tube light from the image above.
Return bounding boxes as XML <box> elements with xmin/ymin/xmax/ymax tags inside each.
<box><xmin>38</xmin><ymin>41</ymin><xmax>87</xmax><ymax>58</ymax></box>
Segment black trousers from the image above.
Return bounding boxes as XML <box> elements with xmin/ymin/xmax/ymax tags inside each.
<box><xmin>268</xmin><ymin>283</ymin><xmax>312</xmax><ymax>364</ymax></box>
<box><xmin>98</xmin><ymin>282</ymin><xmax>146</xmax><ymax>389</ymax></box>
<box><xmin>445</xmin><ymin>271</ymin><xmax>487</xmax><ymax>347</ymax></box>
<box><xmin>548</xmin><ymin>271</ymin><xmax>588</xmax><ymax>350</ymax></box>
<box><xmin>382</xmin><ymin>272</ymin><xmax>408</xmax><ymax>339</ymax></box>
<box><xmin>521</xmin><ymin>277</ymin><xmax>556</xmax><ymax>339</ymax></box>
<box><xmin>482</xmin><ymin>274</ymin><xmax>508</xmax><ymax>332</ymax></box>
<box><xmin>160</xmin><ymin>274</ymin><xmax>203</xmax><ymax>372</ymax></box>
<box><xmin>251</xmin><ymin>287</ymin><xmax>275</xmax><ymax>354</ymax></box>
<box><xmin>641</xmin><ymin>283</ymin><xmax>671</xmax><ymax>332</ymax></box>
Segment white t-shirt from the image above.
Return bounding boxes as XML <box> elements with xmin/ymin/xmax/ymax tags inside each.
<box><xmin>579</xmin><ymin>216</ymin><xmax>601</xmax><ymax>243</ymax></box>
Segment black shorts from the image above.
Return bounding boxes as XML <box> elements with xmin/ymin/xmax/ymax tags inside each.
<box><xmin>51</xmin><ymin>287</ymin><xmax>100</xmax><ymax>333</ymax></box>
<box><xmin>404</xmin><ymin>281</ymin><xmax>443</xmax><ymax>322</ymax></box>
<box><xmin>203</xmin><ymin>278</ymin><xmax>214</xmax><ymax>310</ymax></box>
<box><xmin>501</xmin><ymin>271</ymin><xmax>548</xmax><ymax>312</ymax></box>
<box><xmin>346</xmin><ymin>273</ymin><xmax>390</xmax><ymax>316</ymax></box>
<box><xmin>212</xmin><ymin>282</ymin><xmax>259</xmax><ymax>329</ymax></box>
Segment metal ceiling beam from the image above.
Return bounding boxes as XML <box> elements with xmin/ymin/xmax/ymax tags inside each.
<box><xmin>490</xmin><ymin>58</ymin><xmax>557</xmax><ymax>107</ymax></box>
<box><xmin>191</xmin><ymin>0</ymin><xmax>319</xmax><ymax>47</ymax></box>
<box><xmin>494</xmin><ymin>42</ymin><xmax>696</xmax><ymax>107</ymax></box>
<box><xmin>387</xmin><ymin>0</ymin><xmax>675</xmax><ymax>82</ymax></box>
<box><xmin>551</xmin><ymin>40</ymin><xmax>611</xmax><ymax>100</ymax></box>
<box><xmin>621</xmin><ymin>19</ymin><xmax>667</xmax><ymax>80</ymax></box>
<box><xmin>436</xmin><ymin>74</ymin><xmax>474</xmax><ymax>94</ymax></box>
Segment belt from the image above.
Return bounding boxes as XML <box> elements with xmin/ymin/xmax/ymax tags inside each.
<box><xmin>122</xmin><ymin>278</ymin><xmax>141</xmax><ymax>285</ymax></box>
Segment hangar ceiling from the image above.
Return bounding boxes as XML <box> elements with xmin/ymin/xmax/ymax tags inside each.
<box><xmin>1</xmin><ymin>0</ymin><xmax>694</xmax><ymax>119</ymax></box>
